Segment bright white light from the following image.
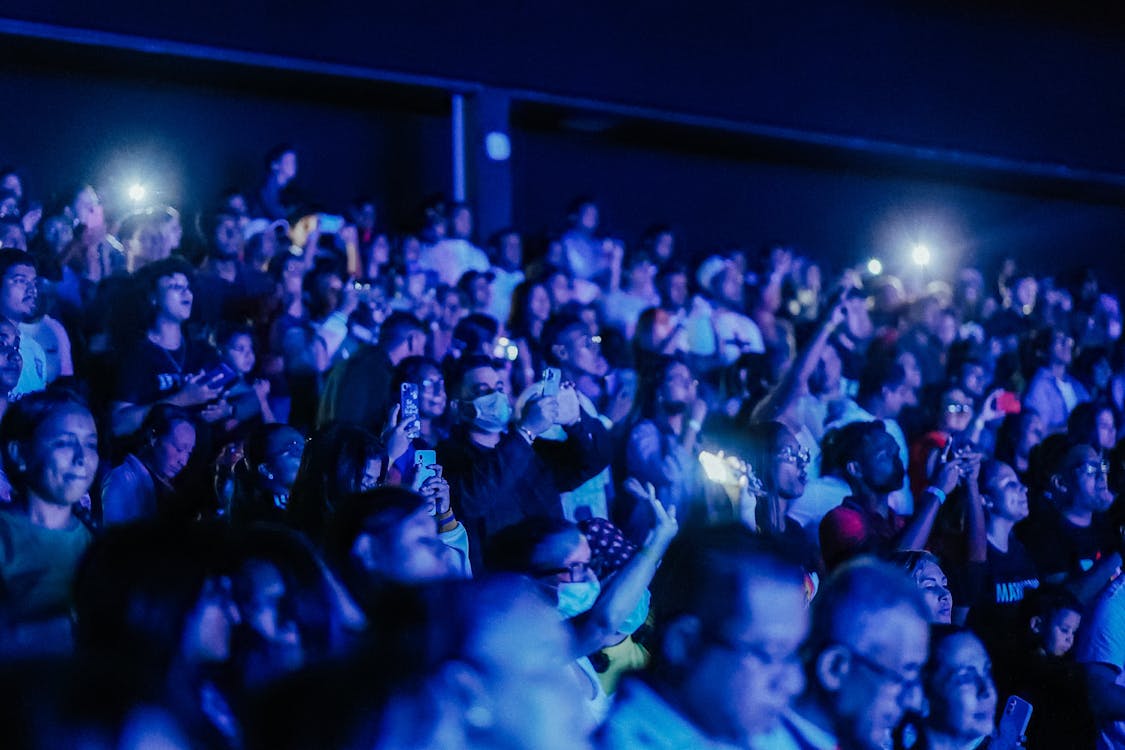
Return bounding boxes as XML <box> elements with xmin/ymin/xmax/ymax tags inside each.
<box><xmin>484</xmin><ymin>131</ymin><xmax>511</xmax><ymax>161</ymax></box>
<box><xmin>911</xmin><ymin>243</ymin><xmax>931</xmax><ymax>267</ymax></box>
<box><xmin>127</xmin><ymin>183</ymin><xmax>147</xmax><ymax>203</ymax></box>
<box><xmin>867</xmin><ymin>258</ymin><xmax>883</xmax><ymax>275</ymax></box>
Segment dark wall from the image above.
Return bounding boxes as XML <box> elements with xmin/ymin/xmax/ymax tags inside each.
<box><xmin>7</xmin><ymin>1</ymin><xmax>1125</xmax><ymax>172</ymax></box>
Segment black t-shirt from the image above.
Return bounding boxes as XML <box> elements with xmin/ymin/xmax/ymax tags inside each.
<box><xmin>961</xmin><ymin>536</ymin><xmax>1041</xmax><ymax>647</ymax></box>
<box><xmin>1016</xmin><ymin>503</ymin><xmax>1116</xmax><ymax>581</ymax></box>
<box><xmin>112</xmin><ymin>338</ymin><xmax>219</xmax><ymax>407</ymax></box>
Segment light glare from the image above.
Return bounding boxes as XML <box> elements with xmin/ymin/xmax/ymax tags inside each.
<box><xmin>127</xmin><ymin>183</ymin><xmax>147</xmax><ymax>203</ymax></box>
<box><xmin>867</xmin><ymin>258</ymin><xmax>883</xmax><ymax>275</ymax></box>
<box><xmin>911</xmin><ymin>243</ymin><xmax>931</xmax><ymax>267</ymax></box>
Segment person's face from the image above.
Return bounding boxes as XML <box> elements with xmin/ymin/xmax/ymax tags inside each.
<box><xmin>214</xmin><ymin>216</ymin><xmax>244</xmax><ymax>259</ymax></box>
<box><xmin>653</xmin><ymin>232</ymin><xmax>674</xmax><ymax>262</ymax></box>
<box><xmin>75</xmin><ymin>187</ymin><xmax>104</xmax><ymax>232</ymax></box>
<box><xmin>151</xmin><ymin>421</ymin><xmax>196</xmax><ymax>480</ymax></box>
<box><xmin>1043</xmin><ymin>609</ymin><xmax>1081</xmax><ymax>657</ymax></box>
<box><xmin>628</xmin><ymin>259</ymin><xmax>657</xmax><ymax>290</ymax></box>
<box><xmin>985</xmin><ymin>463</ymin><xmax>1029</xmax><ymax>522</ymax></box>
<box><xmin>501</xmin><ymin>233</ymin><xmax>522</xmax><ymax>268</ymax></box>
<box><xmin>281</xmin><ymin>258</ymin><xmax>303</xmax><ymax>295</ymax></box>
<box><xmin>470</xmin><ymin>277</ymin><xmax>493</xmax><ymax>309</ymax></box>
<box><xmin>386</xmin><ymin>509</ymin><xmax>453</xmax><ymax>582</ymax></box>
<box><xmin>928</xmin><ymin>633</ymin><xmax>997</xmax><ymax>741</ymax></box>
<box><xmin>548</xmin><ymin>274</ymin><xmax>572</xmax><ymax>309</ymax></box>
<box><xmin>440</xmin><ymin>292</ymin><xmax>464</xmax><ymax>329</ymax></box>
<box><xmin>1050</xmin><ymin>332</ymin><xmax>1074</xmax><ymax>366</ymax></box>
<box><xmin>417</xmin><ymin>365</ymin><xmax>447</xmax><ymax>419</ymax></box>
<box><xmin>156</xmin><ymin>273</ymin><xmax>193</xmax><ymax>322</ymax></box>
<box><xmin>317</xmin><ymin>273</ymin><xmax>343</xmax><ymax>312</ymax></box>
<box><xmin>941</xmin><ymin>389</ymin><xmax>974</xmax><ymax>433</ymax></box>
<box><xmin>274</xmin><ymin>151</ymin><xmax>298</xmax><ymax>185</ymax></box>
<box><xmin>561</xmin><ymin>328</ymin><xmax>608</xmax><ymax>377</ymax></box>
<box><xmin>1018</xmin><ymin>414</ymin><xmax>1045</xmax><ymax>458</ymax></box>
<box><xmin>578</xmin><ymin>204</ymin><xmax>598</xmax><ymax>232</ymax></box>
<box><xmin>460</xmin><ymin>366</ymin><xmax>506</xmax><ymax>402</ymax></box>
<box><xmin>898</xmin><ymin>352</ymin><xmax>922</xmax><ymax>392</ymax></box>
<box><xmin>857</xmin><ymin>431</ymin><xmax>905</xmax><ymax>495</ymax></box>
<box><xmin>162</xmin><ymin>213</ymin><xmax>183</xmax><ymax>251</ymax></box>
<box><xmin>719</xmin><ymin>266</ymin><xmax>743</xmax><ymax>305</ymax></box>
<box><xmin>961</xmin><ymin>364</ymin><xmax>987</xmax><ymax>398</ymax></box>
<box><xmin>402</xmin><ymin>236</ymin><xmax>422</xmax><ymax>267</ymax></box>
<box><xmin>464</xmin><ymin>591</ymin><xmax>593</xmax><ymax>750</ymax></box>
<box><xmin>1097</xmin><ymin>409</ymin><xmax>1116</xmax><ymax>451</ymax></box>
<box><xmin>685</xmin><ymin>578</ymin><xmax>808</xmax><ymax>741</ymax></box>
<box><xmin>913</xmin><ymin>559</ymin><xmax>953</xmax><ymax>624</ymax></box>
<box><xmin>1064</xmin><ymin>447</ymin><xmax>1109</xmax><ymax>512</ymax></box>
<box><xmin>451</xmin><ymin>207</ymin><xmax>472</xmax><ymax>239</ymax></box>
<box><xmin>774</xmin><ymin>431</ymin><xmax>809</xmax><ymax>500</ymax></box>
<box><xmin>226</xmin><ymin>194</ymin><xmax>249</xmax><ymax>218</ymax></box>
<box><xmin>830</xmin><ymin>605</ymin><xmax>929</xmax><ymax>750</ymax></box>
<box><xmin>136</xmin><ymin>225</ymin><xmax>170</xmax><ymax>267</ymax></box>
<box><xmin>0</xmin><ymin>320</ymin><xmax>22</xmax><ymax>391</ymax></box>
<box><xmin>372</xmin><ymin>233</ymin><xmax>391</xmax><ymax>266</ymax></box>
<box><xmin>1014</xmin><ymin>278</ymin><xmax>1037</xmax><ymax>310</ymax></box>
<box><xmin>26</xmin><ymin>407</ymin><xmax>99</xmax><ymax>506</ymax></box>
<box><xmin>264</xmin><ymin>428</ymin><xmax>305</xmax><ymax>489</ymax></box>
<box><xmin>1</xmin><ymin>173</ymin><xmax>21</xmax><ymax>199</ymax></box>
<box><xmin>881</xmin><ymin>381</ymin><xmax>914</xmax><ymax>418</ymax></box>
<box><xmin>661</xmin><ymin>363</ymin><xmax>698</xmax><ymax>412</ymax></box>
<box><xmin>664</xmin><ymin>272</ymin><xmax>688</xmax><ymax>309</ymax></box>
<box><xmin>224</xmin><ymin>334</ymin><xmax>255</xmax><ymax>375</ymax></box>
<box><xmin>528</xmin><ymin>285</ymin><xmax>551</xmax><ymax>322</ymax></box>
<box><xmin>0</xmin><ymin>263</ymin><xmax>36</xmax><ymax>321</ymax></box>
<box><xmin>182</xmin><ymin>576</ymin><xmax>240</xmax><ymax>664</ymax></box>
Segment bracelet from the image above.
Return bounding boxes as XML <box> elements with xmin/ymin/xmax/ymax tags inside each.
<box><xmin>926</xmin><ymin>486</ymin><xmax>947</xmax><ymax>505</ymax></box>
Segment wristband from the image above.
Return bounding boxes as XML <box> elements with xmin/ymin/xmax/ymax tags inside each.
<box><xmin>926</xmin><ymin>486</ymin><xmax>947</xmax><ymax>505</ymax></box>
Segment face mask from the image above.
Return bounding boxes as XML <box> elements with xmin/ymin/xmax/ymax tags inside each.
<box><xmin>557</xmin><ymin>579</ymin><xmax>602</xmax><ymax>619</ymax></box>
<box><xmin>618</xmin><ymin>587</ymin><xmax>651</xmax><ymax>635</ymax></box>
<box><xmin>468</xmin><ymin>391</ymin><xmax>511</xmax><ymax>433</ymax></box>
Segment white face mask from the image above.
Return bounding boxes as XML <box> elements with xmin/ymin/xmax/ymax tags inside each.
<box><xmin>556</xmin><ymin>579</ymin><xmax>601</xmax><ymax>619</ymax></box>
<box><xmin>467</xmin><ymin>391</ymin><xmax>511</xmax><ymax>433</ymax></box>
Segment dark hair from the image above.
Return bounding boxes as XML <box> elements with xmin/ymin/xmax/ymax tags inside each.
<box><xmin>0</xmin><ymin>388</ymin><xmax>93</xmax><ymax>497</ymax></box>
<box><xmin>0</xmin><ymin>247</ymin><xmax>35</xmax><ymax>280</ymax></box>
<box><xmin>857</xmin><ymin>357</ymin><xmax>907</xmax><ymax>403</ymax></box>
<box><xmin>287</xmin><ymin>424</ymin><xmax>385</xmax><ymax>544</ymax></box>
<box><xmin>484</xmin><ymin>516</ymin><xmax>582</xmax><ymax>575</ymax></box>
<box><xmin>1067</xmin><ymin>399</ymin><xmax>1114</xmax><ymax>448</ymax></box>
<box><xmin>378</xmin><ymin>311</ymin><xmax>425</xmax><ymax>352</ymax></box>
<box><xmin>451</xmin><ymin>313</ymin><xmax>499</xmax><ymax>359</ymax></box>
<box><xmin>726</xmin><ymin>421</ymin><xmax>793</xmax><ymax>534</ymax></box>
<box><xmin>540</xmin><ymin>313</ymin><xmax>585</xmax><ymax>366</ymax></box>
<box><xmin>391</xmin><ymin>356</ymin><xmax>442</xmax><ymax>397</ymax></box>
<box><xmin>447</xmin><ymin>353</ymin><xmax>498</xmax><ymax>397</ymax></box>
<box><xmin>229</xmin><ymin>424</ymin><xmax>302</xmax><ymax>527</ymax></box>
<box><xmin>324</xmin><ymin>486</ymin><xmax>430</xmax><ymax>575</ymax></box>
<box><xmin>141</xmin><ymin>404</ymin><xmax>194</xmax><ymax>444</ymax></box>
<box><xmin>834</xmin><ymin>419</ymin><xmax>890</xmax><ymax>473</ymax></box>
<box><xmin>507</xmin><ymin>279</ymin><xmax>548</xmax><ymax>338</ymax></box>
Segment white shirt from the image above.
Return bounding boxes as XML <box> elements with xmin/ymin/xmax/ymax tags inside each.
<box><xmin>418</xmin><ymin>238</ymin><xmax>490</xmax><ymax>286</ymax></box>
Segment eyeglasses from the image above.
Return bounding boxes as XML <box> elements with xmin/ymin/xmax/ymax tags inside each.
<box><xmin>709</xmin><ymin>632</ymin><xmax>801</xmax><ymax>670</ymax></box>
<box><xmin>162</xmin><ymin>282</ymin><xmax>191</xmax><ymax>294</ymax></box>
<box><xmin>419</xmin><ymin>377</ymin><xmax>445</xmax><ymax>394</ymax></box>
<box><xmin>268</xmin><ymin>438</ymin><xmax>308</xmax><ymax>461</ymax></box>
<box><xmin>832</xmin><ymin>642</ymin><xmax>921</xmax><ymax>695</ymax></box>
<box><xmin>777</xmin><ymin>446</ymin><xmax>811</xmax><ymax>467</ymax></box>
<box><xmin>944</xmin><ymin>403</ymin><xmax>973</xmax><ymax>414</ymax></box>
<box><xmin>1079</xmin><ymin>460</ymin><xmax>1110</xmax><ymax>477</ymax></box>
<box><xmin>536</xmin><ymin>561</ymin><xmax>592</xmax><ymax>583</ymax></box>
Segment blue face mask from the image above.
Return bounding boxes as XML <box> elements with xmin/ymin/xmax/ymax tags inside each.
<box><xmin>618</xmin><ymin>587</ymin><xmax>652</xmax><ymax>635</ymax></box>
<box><xmin>468</xmin><ymin>391</ymin><xmax>512</xmax><ymax>433</ymax></box>
<box><xmin>557</xmin><ymin>579</ymin><xmax>602</xmax><ymax>619</ymax></box>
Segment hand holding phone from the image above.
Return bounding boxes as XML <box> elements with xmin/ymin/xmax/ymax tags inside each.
<box><xmin>540</xmin><ymin>367</ymin><xmax>561</xmax><ymax>397</ymax></box>
<box><xmin>993</xmin><ymin>695</ymin><xmax>1032</xmax><ymax>750</ymax></box>
<box><xmin>412</xmin><ymin>449</ymin><xmax>438</xmax><ymax>494</ymax></box>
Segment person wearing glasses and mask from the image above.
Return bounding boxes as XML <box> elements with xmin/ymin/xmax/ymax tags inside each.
<box><xmin>438</xmin><ymin>354</ymin><xmax>612</xmax><ymax>572</ymax></box>
<box><xmin>1017</xmin><ymin>442</ymin><xmax>1122</xmax><ymax>606</ymax></box>
<box><xmin>787</xmin><ymin>557</ymin><xmax>930</xmax><ymax>750</ymax></box>
<box><xmin>601</xmin><ymin>525</ymin><xmax>809</xmax><ymax>750</ymax></box>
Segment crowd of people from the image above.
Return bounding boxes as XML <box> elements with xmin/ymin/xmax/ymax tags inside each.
<box><xmin>1</xmin><ymin>144</ymin><xmax>1124</xmax><ymax>750</ymax></box>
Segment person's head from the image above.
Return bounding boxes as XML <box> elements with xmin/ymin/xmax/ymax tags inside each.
<box><xmin>809</xmin><ymin>341</ymin><xmax>844</xmax><ymax>397</ymax></box>
<box><xmin>658</xmin><ymin>264</ymin><xmax>689</xmax><ymax>310</ymax></box>
<box><xmin>1051</xmin><ymin>442</ymin><xmax>1111</xmax><ymax>514</ymax></box>
<box><xmin>543</xmin><ymin>313</ymin><xmax>608</xmax><ymax>378</ymax></box>
<box><xmin>1026</xmin><ymin>586</ymin><xmax>1083</xmax><ymax>657</ymax></box>
<box><xmin>1068</xmin><ymin>400</ymin><xmax>1117</xmax><ymax>452</ymax></box>
<box><xmin>0</xmin><ymin>248</ymin><xmax>37</xmax><ymax>323</ymax></box>
<box><xmin>643</xmin><ymin>225</ymin><xmax>676</xmax><ymax>264</ymax></box>
<box><xmin>211</xmin><ymin>211</ymin><xmax>245</xmax><ymax>260</ymax></box>
<box><xmin>450</xmin><ymin>355</ymin><xmax>510</xmax><ymax>434</ymax></box>
<box><xmin>887</xmin><ymin>551</ymin><xmax>952</xmax><ymax>624</ymax></box>
<box><xmin>138</xmin><ymin>257</ymin><xmax>194</xmax><ymax>327</ymax></box>
<box><xmin>139</xmin><ymin>405</ymin><xmax>196</xmax><ymax>482</ymax></box>
<box><xmin>1</xmin><ymin>388</ymin><xmax>98</xmax><ymax>507</ymax></box>
<box><xmin>448</xmin><ymin>203</ymin><xmax>473</xmax><ymax>240</ymax></box>
<box><xmin>267</xmin><ymin>144</ymin><xmax>298</xmax><ymax>186</ymax></box>
<box><xmin>74</xmin><ymin>522</ymin><xmax>239</xmax><ymax>677</ymax></box>
<box><xmin>219</xmin><ymin>326</ymin><xmax>256</xmax><ymax>376</ymax></box>
<box><xmin>119</xmin><ymin>211</ymin><xmax>171</xmax><ymax>272</ymax></box>
<box><xmin>0</xmin><ymin>318</ymin><xmax>22</xmax><ymax>394</ymax></box>
<box><xmin>394</xmin><ymin>356</ymin><xmax>447</xmax><ymax>420</ymax></box>
<box><xmin>645</xmin><ymin>355</ymin><xmax>697</xmax><ymax>418</ymax></box>
<box><xmin>246</xmin><ymin>424</ymin><xmax>307</xmax><ymax>494</ymax></box>
<box><xmin>634</xmin><ymin>307</ymin><xmax>687</xmax><ymax>359</ymax></box>
<box><xmin>507</xmin><ymin>280</ymin><xmax>550</xmax><ymax>335</ymax></box>
<box><xmin>1037</xmin><ymin>327</ymin><xmax>1074</xmax><ymax>368</ymax></box>
<box><xmin>802</xmin><ymin>557</ymin><xmax>930</xmax><ymax>750</ymax></box>
<box><xmin>378</xmin><ymin>311</ymin><xmax>427</xmax><ymax>365</ymax></box>
<box><xmin>725</xmin><ymin>421</ymin><xmax>809</xmax><ymax>533</ymax></box>
<box><xmin>451</xmin><ymin>314</ymin><xmax>501</xmax><ymax>360</ymax></box>
<box><xmin>330</xmin><ymin>487</ymin><xmax>453</xmax><ymax>589</ymax></box>
<box><xmin>938</xmin><ymin>386</ymin><xmax>974</xmax><ymax>435</ymax></box>
<box><xmin>978</xmin><ymin>460</ymin><xmax>1029</xmax><ymax>524</ymax></box>
<box><xmin>436</xmin><ymin>285</ymin><xmax>466</xmax><ymax>330</ymax></box>
<box><xmin>491</xmin><ymin>228</ymin><xmax>522</xmax><ymax>270</ymax></box>
<box><xmin>647</xmin><ymin>526</ymin><xmax>808</xmax><ymax>743</ymax></box>
<box><xmin>923</xmin><ymin>627</ymin><xmax>997</xmax><ymax>743</ymax></box>
<box><xmin>856</xmin><ymin>358</ymin><xmax>912</xmax><ymax>419</ymax></box>
<box><xmin>72</xmin><ymin>184</ymin><xmax>105</xmax><ymax>234</ymax></box>
<box><xmin>458</xmin><ymin>271</ymin><xmax>494</xmax><ymax>313</ymax></box>
<box><xmin>1012</xmin><ymin>275</ymin><xmax>1037</xmax><ymax>312</ymax></box>
<box><xmin>839</xmin><ymin>420</ymin><xmax>906</xmax><ymax>498</ymax></box>
<box><xmin>997</xmin><ymin>407</ymin><xmax>1044</xmax><ymax>466</ymax></box>
<box><xmin>568</xmin><ymin>196</ymin><xmax>599</xmax><ymax>233</ymax></box>
<box><xmin>544</xmin><ymin>266</ymin><xmax>573</xmax><ymax>310</ymax></box>
<box><xmin>623</xmin><ymin>247</ymin><xmax>658</xmax><ymax>291</ymax></box>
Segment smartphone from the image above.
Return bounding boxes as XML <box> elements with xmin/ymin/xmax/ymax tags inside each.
<box><xmin>993</xmin><ymin>695</ymin><xmax>1033</xmax><ymax>750</ymax></box>
<box><xmin>317</xmin><ymin>214</ymin><xmax>345</xmax><ymax>234</ymax></box>
<box><xmin>400</xmin><ymin>383</ymin><xmax>421</xmax><ymax>439</ymax></box>
<box><xmin>996</xmin><ymin>390</ymin><xmax>1022</xmax><ymax>415</ymax></box>
<box><xmin>204</xmin><ymin>363</ymin><xmax>239</xmax><ymax>391</ymax></box>
<box><xmin>941</xmin><ymin>436</ymin><xmax>954</xmax><ymax>464</ymax></box>
<box><xmin>541</xmin><ymin>367</ymin><xmax>562</xmax><ymax>397</ymax></box>
<box><xmin>412</xmin><ymin>449</ymin><xmax>438</xmax><ymax>496</ymax></box>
